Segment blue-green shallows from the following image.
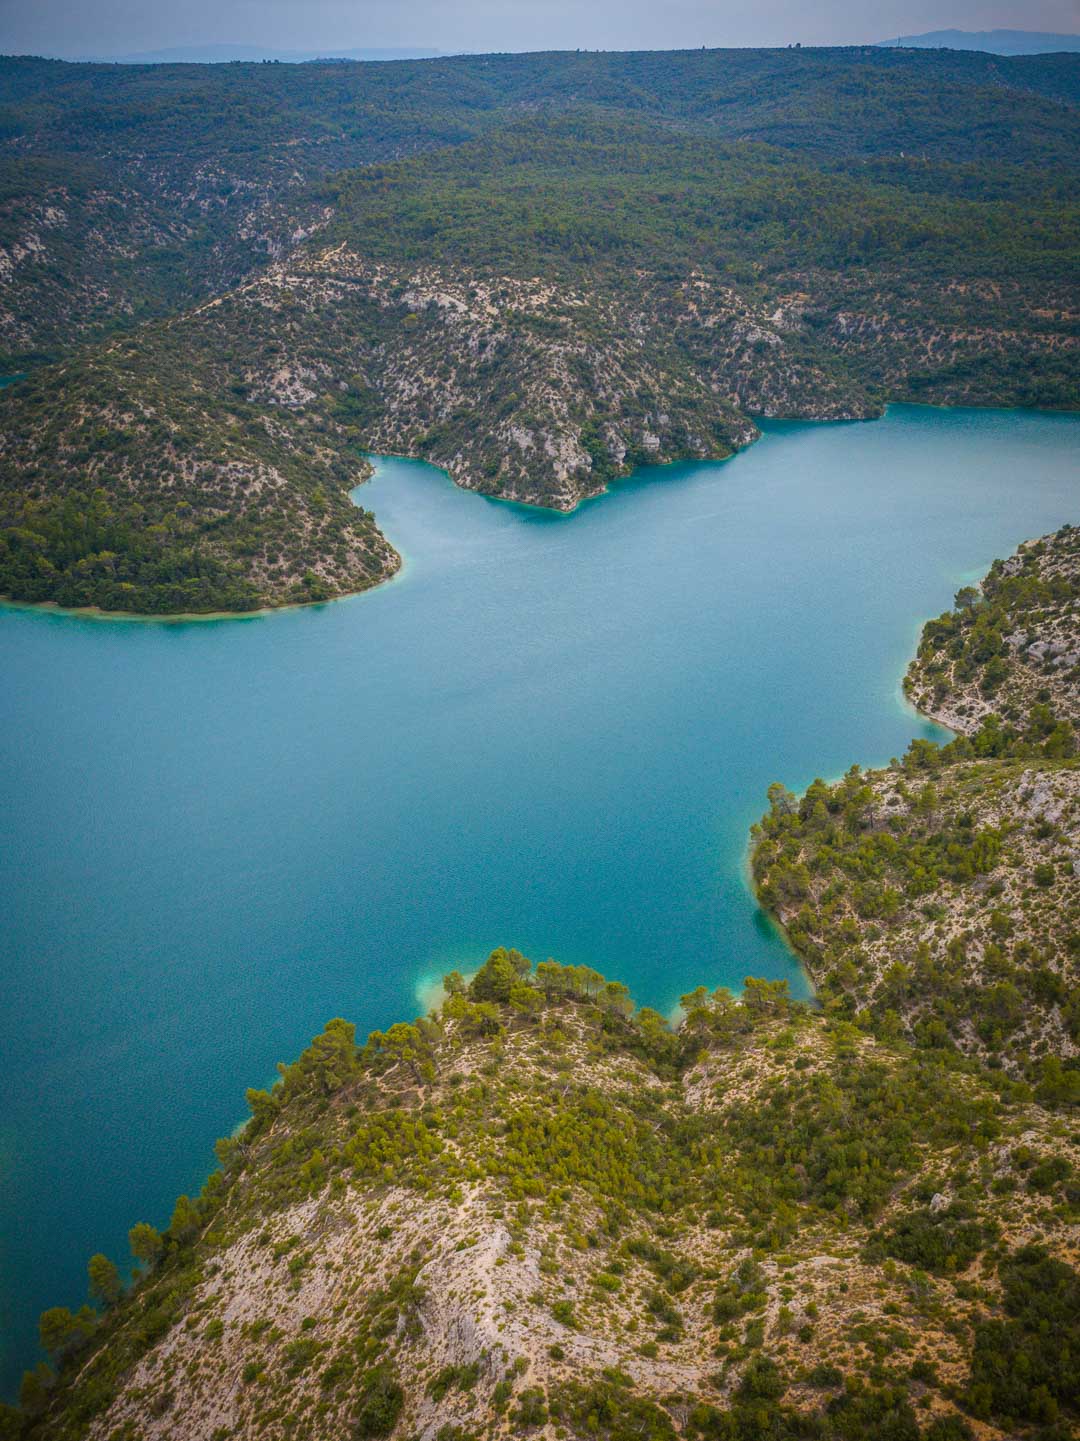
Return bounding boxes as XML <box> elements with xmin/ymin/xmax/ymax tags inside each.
<box><xmin>0</xmin><ymin>403</ymin><xmax>1077</xmax><ymax>1392</ymax></box>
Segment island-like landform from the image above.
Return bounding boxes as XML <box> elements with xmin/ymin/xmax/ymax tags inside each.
<box><xmin>1</xmin><ymin>48</ymin><xmax>1078</xmax><ymax>611</ymax></box>
<box><xmin>905</xmin><ymin>527</ymin><xmax>1080</xmax><ymax>736</ymax></box>
<box><xmin>5</xmin><ymin>530</ymin><xmax>1076</xmax><ymax>1441</ymax></box>
<box><xmin>754</xmin><ymin>525</ymin><xmax>1079</xmax><ymax>1081</ymax></box>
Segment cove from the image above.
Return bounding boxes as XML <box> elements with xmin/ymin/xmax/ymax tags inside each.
<box><xmin>0</xmin><ymin>403</ymin><xmax>1077</xmax><ymax>1394</ymax></box>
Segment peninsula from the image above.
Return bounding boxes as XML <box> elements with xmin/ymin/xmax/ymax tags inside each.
<box><xmin>8</xmin><ymin>532</ymin><xmax>1077</xmax><ymax>1441</ymax></box>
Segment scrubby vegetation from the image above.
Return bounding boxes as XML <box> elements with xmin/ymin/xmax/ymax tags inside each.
<box><xmin>736</xmin><ymin>530</ymin><xmax>1080</xmax><ymax>1438</ymax></box>
<box><xmin>752</xmin><ymin>749</ymin><xmax>1080</xmax><ymax>1077</ymax></box>
<box><xmin>2</xmin><ymin>45</ymin><xmax>1078</xmax><ymax>364</ymax></box>
<box><xmin>1</xmin><ymin>51</ymin><xmax>1077</xmax><ymax>1441</ymax></box>
<box><xmin>4</xmin><ymin>945</ymin><xmax>1075</xmax><ymax>1441</ymax></box>
<box><xmin>6</xmin><ymin>532</ymin><xmax>1075</xmax><ymax>1433</ymax></box>
<box><xmin>754</xmin><ymin>529</ymin><xmax>1080</xmax><ymax>1089</ymax></box>
<box><xmin>1</xmin><ymin>49</ymin><xmax>1077</xmax><ymax>610</ymax></box>
<box><xmin>6</xmin><ymin>528</ymin><xmax>1078</xmax><ymax>1431</ymax></box>
<box><xmin>0</xmin><ymin>349</ymin><xmax>399</xmax><ymax>612</ymax></box>
<box><xmin>906</xmin><ymin>524</ymin><xmax>1080</xmax><ymax>733</ymax></box>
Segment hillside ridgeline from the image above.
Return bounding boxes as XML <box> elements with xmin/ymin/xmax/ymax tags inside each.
<box><xmin>0</xmin><ymin>53</ymin><xmax>1078</xmax><ymax>612</ymax></box>
<box><xmin>7</xmin><ymin>950</ymin><xmax>1078</xmax><ymax>1441</ymax></box>
<box><xmin>3</xmin><ymin>46</ymin><xmax>1078</xmax><ymax>365</ymax></box>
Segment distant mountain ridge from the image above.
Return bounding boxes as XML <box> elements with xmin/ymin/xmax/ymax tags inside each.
<box><xmin>37</xmin><ymin>34</ymin><xmax>1080</xmax><ymax>64</ymax></box>
<box><xmin>879</xmin><ymin>29</ymin><xmax>1080</xmax><ymax>55</ymax></box>
<box><xmin>58</xmin><ymin>43</ymin><xmax>444</xmax><ymax>64</ymax></box>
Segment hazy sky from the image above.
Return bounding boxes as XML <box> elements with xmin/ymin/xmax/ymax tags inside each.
<box><xmin>0</xmin><ymin>0</ymin><xmax>1077</xmax><ymax>59</ymax></box>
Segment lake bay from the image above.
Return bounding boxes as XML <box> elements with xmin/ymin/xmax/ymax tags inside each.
<box><xmin>0</xmin><ymin>403</ymin><xmax>1077</xmax><ymax>1392</ymax></box>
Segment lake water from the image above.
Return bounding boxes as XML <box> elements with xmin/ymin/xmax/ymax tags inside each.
<box><xmin>0</xmin><ymin>403</ymin><xmax>1076</xmax><ymax>1393</ymax></box>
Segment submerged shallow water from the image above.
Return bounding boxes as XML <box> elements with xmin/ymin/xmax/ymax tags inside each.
<box><xmin>0</xmin><ymin>404</ymin><xmax>1077</xmax><ymax>1391</ymax></box>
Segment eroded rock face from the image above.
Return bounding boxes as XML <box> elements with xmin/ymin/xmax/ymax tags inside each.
<box><xmin>228</xmin><ymin>249</ymin><xmax>765</xmax><ymax>511</ymax></box>
<box><xmin>6</xmin><ymin>217</ymin><xmax>1076</xmax><ymax>615</ymax></box>
<box><xmin>4</xmin><ymin>202</ymin><xmax>1077</xmax><ymax>614</ymax></box>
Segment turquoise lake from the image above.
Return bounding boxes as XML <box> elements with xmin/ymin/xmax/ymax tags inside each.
<box><xmin>0</xmin><ymin>403</ymin><xmax>1077</xmax><ymax>1392</ymax></box>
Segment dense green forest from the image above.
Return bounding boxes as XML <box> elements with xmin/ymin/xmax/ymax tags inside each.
<box><xmin>4</xmin><ymin>46</ymin><xmax>1078</xmax><ymax>163</ymax></box>
<box><xmin>327</xmin><ymin>112</ymin><xmax>1080</xmax><ymax>282</ymax></box>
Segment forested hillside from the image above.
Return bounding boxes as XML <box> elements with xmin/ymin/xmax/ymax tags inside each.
<box><xmin>0</xmin><ymin>48</ymin><xmax>1077</xmax><ymax>613</ymax></box>
<box><xmin>9</xmin><ymin>948</ymin><xmax>1078</xmax><ymax>1441</ymax></box>
<box><xmin>754</xmin><ymin>529</ymin><xmax>1080</xmax><ymax>1110</ymax></box>
<box><xmin>2</xmin><ymin>45</ymin><xmax>1077</xmax><ymax>364</ymax></box>
<box><xmin>905</xmin><ymin>526</ymin><xmax>1080</xmax><ymax>733</ymax></box>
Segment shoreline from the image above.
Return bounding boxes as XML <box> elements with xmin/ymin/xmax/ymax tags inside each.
<box><xmin>3</xmin><ymin>403</ymin><xmax>1077</xmax><ymax>626</ymax></box>
<box><xmin>0</xmin><ymin>439</ymin><xmax>742</xmax><ymax>623</ymax></box>
<box><xmin>0</xmin><ymin>544</ymin><xmax>406</xmax><ymax>626</ymax></box>
<box><xmin>0</xmin><ymin>584</ymin><xmax>395</xmax><ymax>626</ymax></box>
<box><xmin>0</xmin><ymin>595</ymin><xmax>295</xmax><ymax>624</ymax></box>
<box><xmin>6</xmin><ymin>429</ymin><xmax>1072</xmax><ymax>1409</ymax></box>
<box><xmin>746</xmin><ymin>568</ymin><xmax>994</xmax><ymax>989</ymax></box>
